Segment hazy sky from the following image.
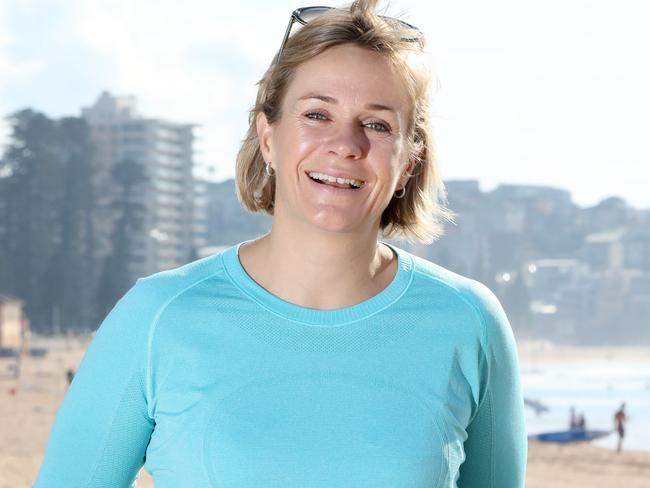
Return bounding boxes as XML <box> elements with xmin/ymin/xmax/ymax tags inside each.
<box><xmin>1</xmin><ymin>0</ymin><xmax>649</xmax><ymax>209</ymax></box>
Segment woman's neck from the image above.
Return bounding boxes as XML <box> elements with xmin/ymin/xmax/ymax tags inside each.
<box><xmin>237</xmin><ymin>231</ymin><xmax>397</xmax><ymax>310</ymax></box>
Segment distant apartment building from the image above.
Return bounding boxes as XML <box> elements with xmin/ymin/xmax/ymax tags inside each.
<box><xmin>580</xmin><ymin>229</ymin><xmax>625</xmax><ymax>272</ymax></box>
<box><xmin>435</xmin><ymin>180</ymin><xmax>490</xmax><ymax>278</ymax></box>
<box><xmin>201</xmin><ymin>179</ymin><xmax>271</xmax><ymax>248</ymax></box>
<box><xmin>432</xmin><ymin>180</ymin><xmax>580</xmax><ymax>281</ymax></box>
<box><xmin>622</xmin><ymin>226</ymin><xmax>650</xmax><ymax>271</ymax></box>
<box><xmin>82</xmin><ymin>91</ymin><xmax>206</xmax><ymax>280</ymax></box>
<box><xmin>579</xmin><ymin>196</ymin><xmax>634</xmax><ymax>234</ymax></box>
<box><xmin>487</xmin><ymin>184</ymin><xmax>580</xmax><ymax>264</ymax></box>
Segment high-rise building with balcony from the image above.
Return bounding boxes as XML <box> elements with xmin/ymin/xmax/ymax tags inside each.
<box><xmin>82</xmin><ymin>91</ymin><xmax>206</xmax><ymax>281</ymax></box>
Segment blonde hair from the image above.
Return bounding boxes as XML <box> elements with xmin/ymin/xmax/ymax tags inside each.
<box><xmin>235</xmin><ymin>0</ymin><xmax>456</xmax><ymax>244</ymax></box>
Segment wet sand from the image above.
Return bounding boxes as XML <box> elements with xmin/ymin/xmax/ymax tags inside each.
<box><xmin>1</xmin><ymin>336</ymin><xmax>649</xmax><ymax>487</ymax></box>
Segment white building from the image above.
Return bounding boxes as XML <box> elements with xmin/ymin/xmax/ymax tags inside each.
<box><xmin>82</xmin><ymin>91</ymin><xmax>207</xmax><ymax>279</ymax></box>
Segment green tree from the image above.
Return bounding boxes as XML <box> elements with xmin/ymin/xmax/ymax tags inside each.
<box><xmin>0</xmin><ymin>110</ymin><xmax>98</xmax><ymax>332</ymax></box>
<box><xmin>0</xmin><ymin>110</ymin><xmax>63</xmax><ymax>331</ymax></box>
<box><xmin>45</xmin><ymin>117</ymin><xmax>97</xmax><ymax>331</ymax></box>
<box><xmin>95</xmin><ymin>158</ymin><xmax>148</xmax><ymax>318</ymax></box>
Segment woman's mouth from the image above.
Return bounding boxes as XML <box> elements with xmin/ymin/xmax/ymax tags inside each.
<box><xmin>305</xmin><ymin>171</ymin><xmax>367</xmax><ymax>191</ymax></box>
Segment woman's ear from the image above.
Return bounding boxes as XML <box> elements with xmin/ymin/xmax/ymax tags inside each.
<box><xmin>399</xmin><ymin>157</ymin><xmax>418</xmax><ymax>188</ymax></box>
<box><xmin>256</xmin><ymin>112</ymin><xmax>274</xmax><ymax>162</ymax></box>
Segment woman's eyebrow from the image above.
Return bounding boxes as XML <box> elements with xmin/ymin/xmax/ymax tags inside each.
<box><xmin>297</xmin><ymin>93</ymin><xmax>398</xmax><ymax>114</ymax></box>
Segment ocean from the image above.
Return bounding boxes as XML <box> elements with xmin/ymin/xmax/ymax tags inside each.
<box><xmin>520</xmin><ymin>358</ymin><xmax>650</xmax><ymax>451</ymax></box>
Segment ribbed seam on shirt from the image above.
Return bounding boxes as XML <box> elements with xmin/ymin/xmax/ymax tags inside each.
<box><xmin>222</xmin><ymin>246</ymin><xmax>415</xmax><ymax>328</ymax></box>
<box><xmin>462</xmin><ymin>292</ymin><xmax>491</xmax><ymax>426</ymax></box>
<box><xmin>141</xmin><ymin>268</ymin><xmax>226</xmax><ymax>419</ymax></box>
<box><xmin>223</xmin><ymin>283</ymin><xmax>414</xmax><ymax>327</ymax></box>
<box><xmin>412</xmin><ymin>270</ymin><xmax>490</xmax><ymax>424</ymax></box>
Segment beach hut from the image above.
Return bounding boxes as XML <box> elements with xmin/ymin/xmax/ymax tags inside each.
<box><xmin>0</xmin><ymin>293</ymin><xmax>28</xmax><ymax>352</ymax></box>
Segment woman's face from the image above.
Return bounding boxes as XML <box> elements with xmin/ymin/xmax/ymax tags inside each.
<box><xmin>257</xmin><ymin>43</ymin><xmax>415</xmax><ymax>236</ymax></box>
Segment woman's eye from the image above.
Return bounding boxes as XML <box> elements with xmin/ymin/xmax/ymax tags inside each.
<box><xmin>365</xmin><ymin>121</ymin><xmax>390</xmax><ymax>133</ymax></box>
<box><xmin>305</xmin><ymin>111</ymin><xmax>328</xmax><ymax>120</ymax></box>
<box><xmin>304</xmin><ymin>112</ymin><xmax>390</xmax><ymax>133</ymax></box>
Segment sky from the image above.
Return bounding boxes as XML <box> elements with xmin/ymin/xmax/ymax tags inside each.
<box><xmin>1</xmin><ymin>0</ymin><xmax>649</xmax><ymax>209</ymax></box>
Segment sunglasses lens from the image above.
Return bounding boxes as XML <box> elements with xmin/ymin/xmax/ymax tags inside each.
<box><xmin>278</xmin><ymin>6</ymin><xmax>421</xmax><ymax>62</ymax></box>
<box><xmin>297</xmin><ymin>8</ymin><xmax>419</xmax><ymax>39</ymax></box>
<box><xmin>297</xmin><ymin>7</ymin><xmax>332</xmax><ymax>23</ymax></box>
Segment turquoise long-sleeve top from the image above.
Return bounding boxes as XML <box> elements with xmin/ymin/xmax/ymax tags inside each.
<box><xmin>34</xmin><ymin>240</ymin><xmax>527</xmax><ymax>487</ymax></box>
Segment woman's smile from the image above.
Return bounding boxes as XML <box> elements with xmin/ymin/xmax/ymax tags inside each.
<box><xmin>306</xmin><ymin>170</ymin><xmax>366</xmax><ymax>189</ymax></box>
<box><xmin>305</xmin><ymin>170</ymin><xmax>368</xmax><ymax>196</ymax></box>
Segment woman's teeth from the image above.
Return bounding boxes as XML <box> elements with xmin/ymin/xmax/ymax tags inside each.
<box><xmin>307</xmin><ymin>171</ymin><xmax>364</xmax><ymax>189</ymax></box>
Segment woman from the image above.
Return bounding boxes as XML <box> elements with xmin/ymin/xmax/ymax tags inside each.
<box><xmin>34</xmin><ymin>1</ymin><xmax>527</xmax><ymax>486</ymax></box>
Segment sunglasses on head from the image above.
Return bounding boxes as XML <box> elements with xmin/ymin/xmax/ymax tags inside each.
<box><xmin>277</xmin><ymin>6</ymin><xmax>421</xmax><ymax>61</ymax></box>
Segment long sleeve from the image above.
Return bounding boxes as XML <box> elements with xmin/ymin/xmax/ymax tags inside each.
<box><xmin>457</xmin><ymin>282</ymin><xmax>528</xmax><ymax>488</ymax></box>
<box><xmin>33</xmin><ymin>241</ymin><xmax>528</xmax><ymax>486</ymax></box>
<box><xmin>33</xmin><ymin>279</ymin><xmax>156</xmax><ymax>488</ymax></box>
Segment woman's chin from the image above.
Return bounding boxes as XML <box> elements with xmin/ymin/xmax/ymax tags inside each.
<box><xmin>275</xmin><ymin>192</ymin><xmax>375</xmax><ymax>233</ymax></box>
<box><xmin>305</xmin><ymin>211</ymin><xmax>372</xmax><ymax>234</ymax></box>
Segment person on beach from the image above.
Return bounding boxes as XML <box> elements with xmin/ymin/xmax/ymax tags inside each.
<box><xmin>577</xmin><ymin>412</ymin><xmax>586</xmax><ymax>431</ymax></box>
<box><xmin>65</xmin><ymin>368</ymin><xmax>75</xmax><ymax>386</ymax></box>
<box><xmin>33</xmin><ymin>1</ymin><xmax>527</xmax><ymax>486</ymax></box>
<box><xmin>614</xmin><ymin>402</ymin><xmax>627</xmax><ymax>453</ymax></box>
<box><xmin>569</xmin><ymin>406</ymin><xmax>586</xmax><ymax>431</ymax></box>
<box><xmin>569</xmin><ymin>406</ymin><xmax>578</xmax><ymax>430</ymax></box>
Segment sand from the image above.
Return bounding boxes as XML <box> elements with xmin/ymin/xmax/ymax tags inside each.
<box><xmin>526</xmin><ymin>441</ymin><xmax>650</xmax><ymax>488</ymax></box>
<box><xmin>2</xmin><ymin>335</ymin><xmax>650</xmax><ymax>488</ymax></box>
<box><xmin>518</xmin><ymin>339</ymin><xmax>650</xmax><ymax>365</ymax></box>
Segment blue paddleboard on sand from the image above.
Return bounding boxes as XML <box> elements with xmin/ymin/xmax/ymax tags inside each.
<box><xmin>528</xmin><ymin>429</ymin><xmax>611</xmax><ymax>443</ymax></box>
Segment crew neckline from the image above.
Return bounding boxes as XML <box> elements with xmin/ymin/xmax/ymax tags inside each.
<box><xmin>221</xmin><ymin>239</ymin><xmax>414</xmax><ymax>326</ymax></box>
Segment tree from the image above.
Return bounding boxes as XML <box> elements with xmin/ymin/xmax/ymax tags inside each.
<box><xmin>46</xmin><ymin>117</ymin><xmax>97</xmax><ymax>330</ymax></box>
<box><xmin>95</xmin><ymin>158</ymin><xmax>148</xmax><ymax>318</ymax></box>
<box><xmin>0</xmin><ymin>110</ymin><xmax>98</xmax><ymax>332</ymax></box>
<box><xmin>0</xmin><ymin>110</ymin><xmax>64</xmax><ymax>331</ymax></box>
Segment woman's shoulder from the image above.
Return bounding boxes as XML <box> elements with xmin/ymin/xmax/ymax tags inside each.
<box><xmin>407</xmin><ymin>251</ymin><xmax>497</xmax><ymax>305</ymax></box>
<box><xmin>405</xmin><ymin>249</ymin><xmax>511</xmax><ymax>343</ymax></box>
<box><xmin>110</xmin><ymin>251</ymin><xmax>228</xmax><ymax>321</ymax></box>
<box><xmin>135</xmin><ymin>250</ymin><xmax>227</xmax><ymax>294</ymax></box>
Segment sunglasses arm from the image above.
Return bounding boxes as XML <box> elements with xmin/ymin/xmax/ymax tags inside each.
<box><xmin>278</xmin><ymin>16</ymin><xmax>297</xmax><ymax>60</ymax></box>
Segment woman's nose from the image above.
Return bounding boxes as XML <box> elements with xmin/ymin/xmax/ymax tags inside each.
<box><xmin>326</xmin><ymin>123</ymin><xmax>368</xmax><ymax>160</ymax></box>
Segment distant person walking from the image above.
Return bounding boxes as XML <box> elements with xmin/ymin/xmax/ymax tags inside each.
<box><xmin>65</xmin><ymin>368</ymin><xmax>75</xmax><ymax>386</ymax></box>
<box><xmin>614</xmin><ymin>402</ymin><xmax>627</xmax><ymax>453</ymax></box>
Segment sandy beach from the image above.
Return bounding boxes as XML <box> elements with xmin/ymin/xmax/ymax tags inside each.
<box><xmin>526</xmin><ymin>441</ymin><xmax>650</xmax><ymax>488</ymax></box>
<box><xmin>518</xmin><ymin>339</ymin><xmax>650</xmax><ymax>365</ymax></box>
<box><xmin>2</xmin><ymin>336</ymin><xmax>650</xmax><ymax>487</ymax></box>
